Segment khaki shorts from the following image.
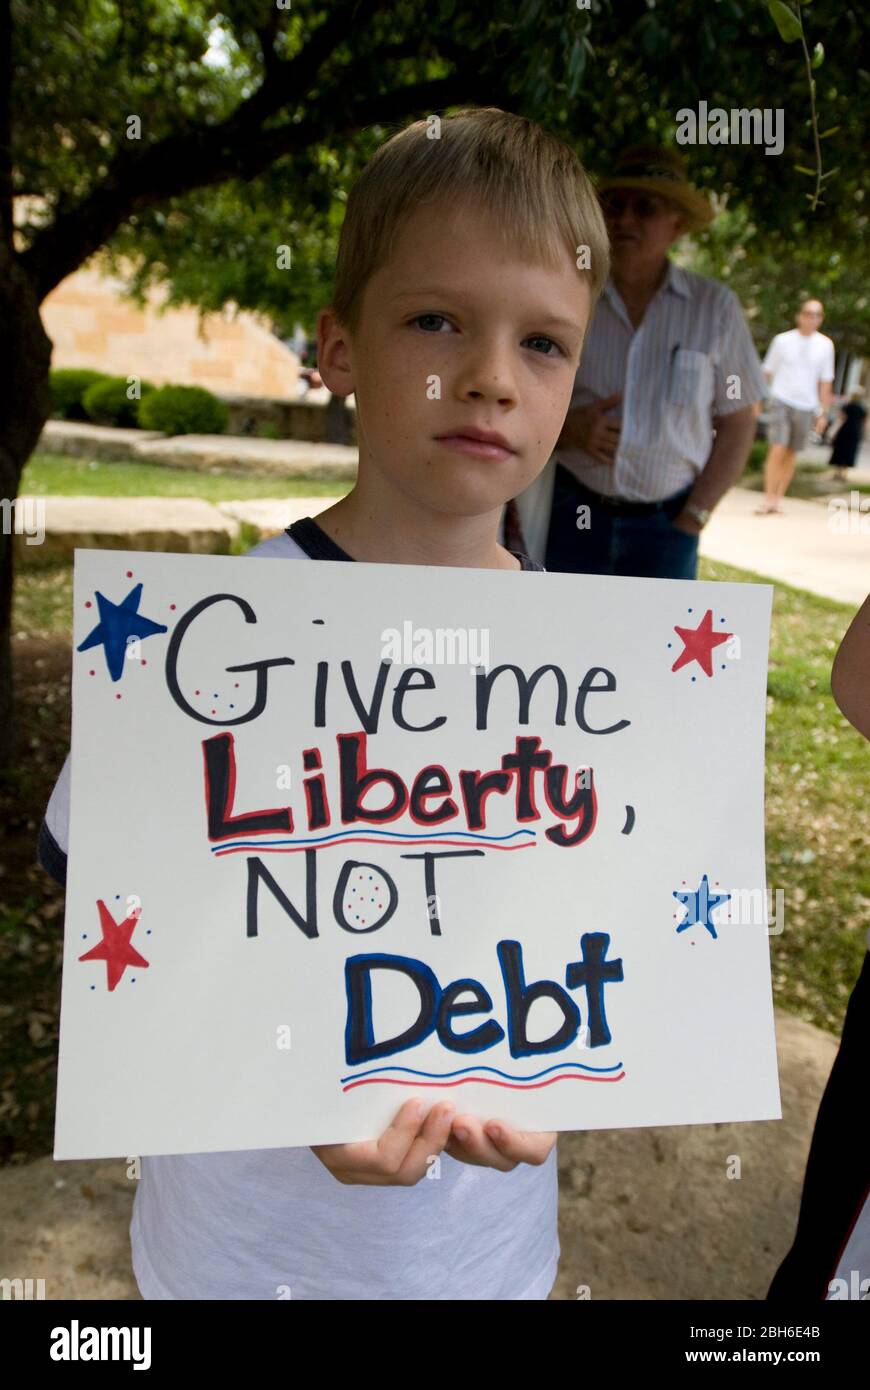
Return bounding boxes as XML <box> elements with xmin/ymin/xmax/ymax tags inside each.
<box><xmin>768</xmin><ymin>398</ymin><xmax>816</xmax><ymax>452</ymax></box>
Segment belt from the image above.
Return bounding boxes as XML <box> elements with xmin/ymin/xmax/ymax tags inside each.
<box><xmin>557</xmin><ymin>468</ymin><xmax>691</xmax><ymax>517</ymax></box>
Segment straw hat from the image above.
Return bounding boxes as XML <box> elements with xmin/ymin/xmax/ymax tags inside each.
<box><xmin>597</xmin><ymin>144</ymin><xmax>715</xmax><ymax>231</ymax></box>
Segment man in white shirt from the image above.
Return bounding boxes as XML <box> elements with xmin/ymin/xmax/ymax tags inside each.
<box><xmin>515</xmin><ymin>145</ymin><xmax>764</xmax><ymax>578</ymax></box>
<box><xmin>757</xmin><ymin>300</ymin><xmax>835</xmax><ymax>514</ymax></box>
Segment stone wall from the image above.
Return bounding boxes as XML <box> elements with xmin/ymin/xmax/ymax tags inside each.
<box><xmin>41</xmin><ymin>267</ymin><xmax>300</xmax><ymax>401</ymax></box>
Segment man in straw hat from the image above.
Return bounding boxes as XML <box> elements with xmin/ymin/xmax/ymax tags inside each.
<box><xmin>515</xmin><ymin>144</ymin><xmax>765</xmax><ymax>578</ymax></box>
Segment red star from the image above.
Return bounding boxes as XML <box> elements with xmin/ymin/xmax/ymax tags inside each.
<box><xmin>672</xmin><ymin>608</ymin><xmax>733</xmax><ymax>678</ymax></box>
<box><xmin>79</xmin><ymin>900</ymin><xmax>149</xmax><ymax>991</ymax></box>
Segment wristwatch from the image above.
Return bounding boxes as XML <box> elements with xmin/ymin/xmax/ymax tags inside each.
<box><xmin>684</xmin><ymin>504</ymin><xmax>711</xmax><ymax>528</ymax></box>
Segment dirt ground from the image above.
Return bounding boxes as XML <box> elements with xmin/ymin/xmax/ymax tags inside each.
<box><xmin>0</xmin><ymin>1008</ymin><xmax>836</xmax><ymax>1300</ymax></box>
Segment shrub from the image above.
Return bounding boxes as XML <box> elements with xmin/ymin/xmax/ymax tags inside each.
<box><xmin>82</xmin><ymin>376</ymin><xmax>155</xmax><ymax>427</ymax></box>
<box><xmin>50</xmin><ymin>368</ymin><xmax>108</xmax><ymax>420</ymax></box>
<box><xmin>138</xmin><ymin>385</ymin><xmax>229</xmax><ymax>436</ymax></box>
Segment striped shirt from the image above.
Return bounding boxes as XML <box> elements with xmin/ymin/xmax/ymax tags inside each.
<box><xmin>556</xmin><ymin>261</ymin><xmax>765</xmax><ymax>501</ymax></box>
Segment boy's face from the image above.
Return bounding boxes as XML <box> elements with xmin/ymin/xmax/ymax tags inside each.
<box><xmin>317</xmin><ymin>199</ymin><xmax>592</xmax><ymax>518</ymax></box>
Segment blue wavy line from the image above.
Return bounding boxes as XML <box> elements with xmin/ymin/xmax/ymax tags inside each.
<box><xmin>211</xmin><ymin>827</ymin><xmax>537</xmax><ymax>852</ymax></box>
<box><xmin>339</xmin><ymin>1060</ymin><xmax>624</xmax><ymax>1084</ymax></box>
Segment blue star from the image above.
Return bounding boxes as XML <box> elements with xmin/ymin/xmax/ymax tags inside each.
<box><xmin>673</xmin><ymin>873</ymin><xmax>731</xmax><ymax>940</ymax></box>
<box><xmin>77</xmin><ymin>584</ymin><xmax>168</xmax><ymax>682</ymax></box>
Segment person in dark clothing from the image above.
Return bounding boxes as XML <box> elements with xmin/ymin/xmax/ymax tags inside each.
<box><xmin>767</xmin><ymin>594</ymin><xmax>870</xmax><ymax>1301</ymax></box>
<box><xmin>829</xmin><ymin>392</ymin><xmax>867</xmax><ymax>477</ymax></box>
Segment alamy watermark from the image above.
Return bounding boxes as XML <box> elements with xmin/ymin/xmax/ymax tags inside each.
<box><xmin>1</xmin><ymin>496</ymin><xmax>45</xmax><ymax>545</ymax></box>
<box><xmin>827</xmin><ymin>491</ymin><xmax>870</xmax><ymax>535</ymax></box>
<box><xmin>381</xmin><ymin>622</ymin><xmax>491</xmax><ymax>673</ymax></box>
<box><xmin>675</xmin><ymin>102</ymin><xmax>784</xmax><ymax>157</ymax></box>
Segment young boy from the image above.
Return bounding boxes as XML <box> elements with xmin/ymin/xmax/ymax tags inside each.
<box><xmin>38</xmin><ymin>106</ymin><xmax>610</xmax><ymax>1299</ymax></box>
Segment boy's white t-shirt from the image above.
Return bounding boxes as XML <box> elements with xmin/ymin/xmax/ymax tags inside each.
<box><xmin>42</xmin><ymin>528</ymin><xmax>559</xmax><ymax>1301</ymax></box>
<box><xmin>762</xmin><ymin>328</ymin><xmax>835</xmax><ymax>412</ymax></box>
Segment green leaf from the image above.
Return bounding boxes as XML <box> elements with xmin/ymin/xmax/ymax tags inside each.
<box><xmin>819</xmin><ymin>126</ymin><xmax>840</xmax><ymax>139</ymax></box>
<box><xmin>812</xmin><ymin>41</ymin><xmax>824</xmax><ymax>68</ymax></box>
<box><xmin>820</xmin><ymin>167</ymin><xmax>841</xmax><ymax>180</ymax></box>
<box><xmin>768</xmin><ymin>0</ymin><xmax>803</xmax><ymax>42</ymax></box>
<box><xmin>793</xmin><ymin>165</ymin><xmax>817</xmax><ymax>175</ymax></box>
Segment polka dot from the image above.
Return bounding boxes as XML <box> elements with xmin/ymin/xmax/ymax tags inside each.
<box><xmin>195</xmin><ymin>690</ymin><xmax>200</xmax><ymax>696</ymax></box>
<box><xmin>234</xmin><ymin>682</ymin><xmax>239</xmax><ymax>688</ymax></box>
<box><xmin>688</xmin><ymin>607</ymin><xmax>693</xmax><ymax>612</ymax></box>
<box><xmin>229</xmin><ymin>704</ymin><xmax>234</xmax><ymax>709</ymax></box>
<box><xmin>720</xmin><ymin>664</ymin><xmax>725</xmax><ymax>670</ymax></box>
<box><xmin>89</xmin><ymin>669</ymin><xmax>95</xmax><ymax>676</ymax></box>
<box><xmin>116</xmin><ymin>692</ymin><xmax>122</xmax><ymax>699</ymax></box>
<box><xmin>667</xmin><ymin>642</ymin><xmax>672</xmax><ymax>648</ymax></box>
<box><xmin>85</xmin><ymin>601</ymin><xmax>92</xmax><ymax>608</ymax></box>
<box><xmin>81</xmin><ymin>933</ymin><xmax>87</xmax><ymax>939</ymax></box>
<box><xmin>170</xmin><ymin>604</ymin><xmax>176</xmax><ymax>611</ymax></box>
<box><xmin>691</xmin><ymin>676</ymin><xmax>696</xmax><ymax>682</ymax></box>
<box><xmin>142</xmin><ymin>659</ymin><xmax>147</xmax><ymax>666</ymax></box>
<box><xmin>126</xmin><ymin>570</ymin><xmax>133</xmax><ymax>577</ymax></box>
<box><xmin>90</xmin><ymin>985</ymin><xmax>95</xmax><ymax>991</ymax></box>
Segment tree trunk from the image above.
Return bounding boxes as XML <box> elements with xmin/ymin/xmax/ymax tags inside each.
<box><xmin>0</xmin><ymin>255</ymin><xmax>53</xmax><ymax>770</ymax></box>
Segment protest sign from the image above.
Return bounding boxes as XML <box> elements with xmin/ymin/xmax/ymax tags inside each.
<box><xmin>54</xmin><ymin>548</ymin><xmax>780</xmax><ymax>1159</ymax></box>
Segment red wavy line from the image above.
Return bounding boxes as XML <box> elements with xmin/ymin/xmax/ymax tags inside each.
<box><xmin>215</xmin><ymin>837</ymin><xmax>536</xmax><ymax>856</ymax></box>
<box><xmin>342</xmin><ymin>1071</ymin><xmax>626</xmax><ymax>1092</ymax></box>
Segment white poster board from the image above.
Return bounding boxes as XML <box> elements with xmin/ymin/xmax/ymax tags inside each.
<box><xmin>54</xmin><ymin>548</ymin><xmax>780</xmax><ymax>1159</ymax></box>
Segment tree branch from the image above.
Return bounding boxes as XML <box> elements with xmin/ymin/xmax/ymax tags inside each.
<box><xmin>22</xmin><ymin>62</ymin><xmax>508</xmax><ymax>302</ymax></box>
<box><xmin>233</xmin><ymin>0</ymin><xmax>391</xmax><ymax>131</ymax></box>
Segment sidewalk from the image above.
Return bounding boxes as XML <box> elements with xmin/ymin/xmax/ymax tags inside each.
<box><xmin>701</xmin><ymin>486</ymin><xmax>868</xmax><ymax>606</ymax></box>
<box><xmin>798</xmin><ymin>438</ymin><xmax>870</xmax><ymax>482</ymax></box>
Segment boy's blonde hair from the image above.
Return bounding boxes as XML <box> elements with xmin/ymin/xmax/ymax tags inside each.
<box><xmin>331</xmin><ymin>107</ymin><xmax>609</xmax><ymax>336</ymax></box>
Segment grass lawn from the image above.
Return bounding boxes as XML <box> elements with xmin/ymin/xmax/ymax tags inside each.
<box><xmin>699</xmin><ymin>559</ymin><xmax>868</xmax><ymax>1033</ymax></box>
<box><xmin>21</xmin><ymin>452</ymin><xmax>353</xmax><ymax>502</ymax></box>
<box><xmin>2</xmin><ymin>545</ymin><xmax>867</xmax><ymax>1163</ymax></box>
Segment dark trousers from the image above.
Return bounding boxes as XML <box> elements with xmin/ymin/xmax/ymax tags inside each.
<box><xmin>767</xmin><ymin>951</ymin><xmax>870</xmax><ymax>1300</ymax></box>
<box><xmin>544</xmin><ymin>465</ymin><xmax>699</xmax><ymax>579</ymax></box>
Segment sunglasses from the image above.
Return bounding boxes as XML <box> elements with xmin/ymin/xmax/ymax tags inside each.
<box><xmin>600</xmin><ymin>192</ymin><xmax>675</xmax><ymax>220</ymax></box>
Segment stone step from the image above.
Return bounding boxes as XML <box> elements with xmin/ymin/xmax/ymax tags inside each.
<box><xmin>216</xmin><ymin>496</ymin><xmax>334</xmax><ymax>536</ymax></box>
<box><xmin>39</xmin><ymin>421</ymin><xmax>358</xmax><ymax>478</ymax></box>
<box><xmin>13</xmin><ymin>495</ymin><xmax>239</xmax><ymax>566</ymax></box>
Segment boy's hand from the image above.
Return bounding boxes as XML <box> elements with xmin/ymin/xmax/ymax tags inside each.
<box><xmin>311</xmin><ymin>1099</ymin><xmax>454</xmax><ymax>1185</ymax></box>
<box><xmin>445</xmin><ymin>1114</ymin><xmax>556</xmax><ymax>1171</ymax></box>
